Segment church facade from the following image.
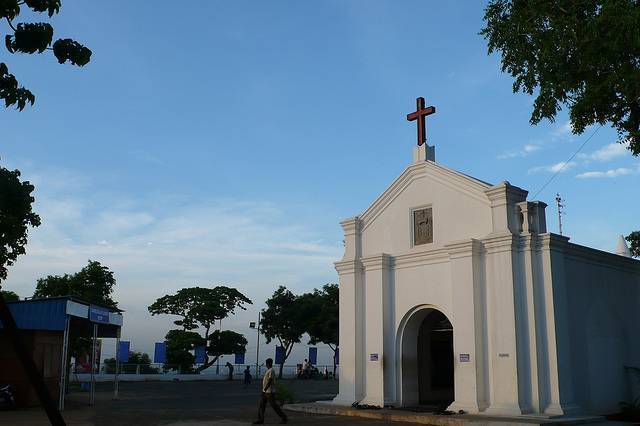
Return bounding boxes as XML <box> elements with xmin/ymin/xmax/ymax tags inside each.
<box><xmin>334</xmin><ymin>141</ymin><xmax>640</xmax><ymax>417</ymax></box>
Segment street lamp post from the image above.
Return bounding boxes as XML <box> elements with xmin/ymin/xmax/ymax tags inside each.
<box><xmin>215</xmin><ymin>318</ymin><xmax>222</xmax><ymax>375</ymax></box>
<box><xmin>250</xmin><ymin>312</ymin><xmax>261</xmax><ymax>377</ymax></box>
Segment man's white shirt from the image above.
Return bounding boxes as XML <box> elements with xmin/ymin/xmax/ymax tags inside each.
<box><xmin>262</xmin><ymin>367</ymin><xmax>275</xmax><ymax>393</ymax></box>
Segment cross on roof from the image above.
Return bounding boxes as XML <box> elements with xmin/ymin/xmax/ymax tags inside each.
<box><xmin>406</xmin><ymin>97</ymin><xmax>436</xmax><ymax>146</ymax></box>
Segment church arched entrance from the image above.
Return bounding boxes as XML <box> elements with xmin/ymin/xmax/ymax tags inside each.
<box><xmin>399</xmin><ymin>307</ymin><xmax>454</xmax><ymax>409</ymax></box>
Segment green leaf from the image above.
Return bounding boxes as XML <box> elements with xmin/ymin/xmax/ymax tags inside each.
<box><xmin>52</xmin><ymin>38</ymin><xmax>92</xmax><ymax>66</ymax></box>
<box><xmin>0</xmin><ymin>63</ymin><xmax>36</xmax><ymax>110</ymax></box>
<box><xmin>8</xmin><ymin>22</ymin><xmax>54</xmax><ymax>54</ymax></box>
<box><xmin>0</xmin><ymin>0</ymin><xmax>20</xmax><ymax>20</ymax></box>
<box><xmin>24</xmin><ymin>0</ymin><xmax>60</xmax><ymax>17</ymax></box>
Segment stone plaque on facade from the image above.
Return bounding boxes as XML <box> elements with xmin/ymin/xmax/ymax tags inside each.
<box><xmin>413</xmin><ymin>207</ymin><xmax>433</xmax><ymax>245</ymax></box>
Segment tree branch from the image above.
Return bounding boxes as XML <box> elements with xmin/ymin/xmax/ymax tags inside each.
<box><xmin>195</xmin><ymin>355</ymin><xmax>218</xmax><ymax>373</ymax></box>
<box><xmin>6</xmin><ymin>17</ymin><xmax>16</xmax><ymax>32</ymax></box>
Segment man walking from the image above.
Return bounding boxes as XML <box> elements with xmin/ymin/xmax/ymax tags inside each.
<box><xmin>253</xmin><ymin>358</ymin><xmax>288</xmax><ymax>424</ymax></box>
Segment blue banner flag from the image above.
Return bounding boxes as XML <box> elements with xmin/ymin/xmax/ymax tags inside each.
<box><xmin>335</xmin><ymin>348</ymin><xmax>339</xmax><ymax>365</ymax></box>
<box><xmin>234</xmin><ymin>352</ymin><xmax>245</xmax><ymax>364</ymax></box>
<box><xmin>195</xmin><ymin>345</ymin><xmax>206</xmax><ymax>364</ymax></box>
<box><xmin>154</xmin><ymin>342</ymin><xmax>166</xmax><ymax>363</ymax></box>
<box><xmin>309</xmin><ymin>347</ymin><xmax>318</xmax><ymax>365</ymax></box>
<box><xmin>118</xmin><ymin>341</ymin><xmax>130</xmax><ymax>363</ymax></box>
<box><xmin>275</xmin><ymin>346</ymin><xmax>285</xmax><ymax>365</ymax></box>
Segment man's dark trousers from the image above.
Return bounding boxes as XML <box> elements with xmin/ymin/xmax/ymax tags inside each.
<box><xmin>257</xmin><ymin>392</ymin><xmax>288</xmax><ymax>423</ymax></box>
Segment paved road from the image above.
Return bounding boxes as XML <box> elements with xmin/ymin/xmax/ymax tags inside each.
<box><xmin>2</xmin><ymin>380</ymin><xmax>404</xmax><ymax>425</ymax></box>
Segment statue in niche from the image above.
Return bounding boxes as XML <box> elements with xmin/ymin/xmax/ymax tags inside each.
<box><xmin>413</xmin><ymin>208</ymin><xmax>433</xmax><ymax>245</ymax></box>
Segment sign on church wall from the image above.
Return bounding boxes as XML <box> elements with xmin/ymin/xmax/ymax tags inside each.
<box><xmin>413</xmin><ymin>207</ymin><xmax>433</xmax><ymax>245</ymax></box>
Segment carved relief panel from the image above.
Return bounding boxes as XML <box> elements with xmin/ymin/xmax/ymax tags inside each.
<box><xmin>413</xmin><ymin>207</ymin><xmax>433</xmax><ymax>245</ymax></box>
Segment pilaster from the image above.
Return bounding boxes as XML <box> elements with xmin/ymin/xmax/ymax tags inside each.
<box><xmin>482</xmin><ymin>233</ymin><xmax>527</xmax><ymax>415</ymax></box>
<box><xmin>538</xmin><ymin>234</ymin><xmax>582</xmax><ymax>416</ymax></box>
<box><xmin>360</xmin><ymin>254</ymin><xmax>393</xmax><ymax>406</ymax></box>
<box><xmin>333</xmin><ymin>259</ymin><xmax>364</xmax><ymax>405</ymax></box>
<box><xmin>445</xmin><ymin>239</ymin><xmax>488</xmax><ymax>413</ymax></box>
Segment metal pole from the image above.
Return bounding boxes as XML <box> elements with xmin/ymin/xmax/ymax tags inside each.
<box><xmin>216</xmin><ymin>319</ymin><xmax>221</xmax><ymax>375</ymax></box>
<box><xmin>90</xmin><ymin>324</ymin><xmax>97</xmax><ymax>405</ymax></box>
<box><xmin>255</xmin><ymin>312</ymin><xmax>260</xmax><ymax>377</ymax></box>
<box><xmin>114</xmin><ymin>328</ymin><xmax>120</xmax><ymax>400</ymax></box>
<box><xmin>555</xmin><ymin>193</ymin><xmax>564</xmax><ymax>235</ymax></box>
<box><xmin>58</xmin><ymin>315</ymin><xmax>70</xmax><ymax>411</ymax></box>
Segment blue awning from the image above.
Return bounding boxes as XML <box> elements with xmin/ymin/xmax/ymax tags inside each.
<box><xmin>0</xmin><ymin>297</ymin><xmax>123</xmax><ymax>331</ymax></box>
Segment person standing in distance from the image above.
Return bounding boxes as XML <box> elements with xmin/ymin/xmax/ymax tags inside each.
<box><xmin>253</xmin><ymin>358</ymin><xmax>288</xmax><ymax>424</ymax></box>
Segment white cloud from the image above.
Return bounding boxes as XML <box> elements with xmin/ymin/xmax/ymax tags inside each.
<box><xmin>498</xmin><ymin>143</ymin><xmax>541</xmax><ymax>159</ymax></box>
<box><xmin>576</xmin><ymin>166</ymin><xmax>639</xmax><ymax>179</ymax></box>
<box><xmin>2</xmin><ymin>164</ymin><xmax>342</xmax><ymax>363</ymax></box>
<box><xmin>578</xmin><ymin>141</ymin><xmax>629</xmax><ymax>162</ymax></box>
<box><xmin>529</xmin><ymin>161</ymin><xmax>577</xmax><ymax>174</ymax></box>
<box><xmin>549</xmin><ymin>121</ymin><xmax>575</xmax><ymax>143</ymax></box>
<box><xmin>554</xmin><ymin>121</ymin><xmax>573</xmax><ymax>136</ymax></box>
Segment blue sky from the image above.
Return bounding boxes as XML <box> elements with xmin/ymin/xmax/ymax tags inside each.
<box><xmin>2</xmin><ymin>1</ymin><xmax>638</xmax><ymax>364</ymax></box>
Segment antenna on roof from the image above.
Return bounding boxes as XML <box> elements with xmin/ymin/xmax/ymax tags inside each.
<box><xmin>555</xmin><ymin>193</ymin><xmax>565</xmax><ymax>236</ymax></box>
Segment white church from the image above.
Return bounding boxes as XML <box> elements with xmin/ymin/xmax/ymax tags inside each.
<box><xmin>333</xmin><ymin>98</ymin><xmax>640</xmax><ymax>417</ymax></box>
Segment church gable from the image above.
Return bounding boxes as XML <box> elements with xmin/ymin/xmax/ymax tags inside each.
<box><xmin>359</xmin><ymin>160</ymin><xmax>494</xmax><ymax>256</ymax></box>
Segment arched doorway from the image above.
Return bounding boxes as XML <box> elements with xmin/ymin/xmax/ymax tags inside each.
<box><xmin>398</xmin><ymin>307</ymin><xmax>454</xmax><ymax>409</ymax></box>
<box><xmin>417</xmin><ymin>310</ymin><xmax>454</xmax><ymax>406</ymax></box>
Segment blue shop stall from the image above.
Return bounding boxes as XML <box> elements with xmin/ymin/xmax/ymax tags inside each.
<box><xmin>0</xmin><ymin>296</ymin><xmax>123</xmax><ymax>410</ymax></box>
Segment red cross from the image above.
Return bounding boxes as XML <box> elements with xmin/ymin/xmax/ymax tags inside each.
<box><xmin>406</xmin><ymin>97</ymin><xmax>436</xmax><ymax>146</ymax></box>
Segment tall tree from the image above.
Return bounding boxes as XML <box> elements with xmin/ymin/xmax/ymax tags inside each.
<box><xmin>33</xmin><ymin>260</ymin><xmax>118</xmax><ymax>308</ymax></box>
<box><xmin>162</xmin><ymin>329</ymin><xmax>247</xmax><ymax>374</ymax></box>
<box><xmin>481</xmin><ymin>0</ymin><xmax>640</xmax><ymax>253</ymax></box>
<box><xmin>33</xmin><ymin>260</ymin><xmax>118</xmax><ymax>380</ymax></box>
<box><xmin>481</xmin><ymin>0</ymin><xmax>640</xmax><ymax>154</ymax></box>
<box><xmin>148</xmin><ymin>286</ymin><xmax>251</xmax><ymax>372</ymax></box>
<box><xmin>1</xmin><ymin>289</ymin><xmax>20</xmax><ymax>301</ymax></box>
<box><xmin>0</xmin><ymin>166</ymin><xmax>40</xmax><ymax>281</ymax></box>
<box><xmin>303</xmin><ymin>284</ymin><xmax>339</xmax><ymax>377</ymax></box>
<box><xmin>260</xmin><ymin>286</ymin><xmax>310</xmax><ymax>378</ymax></box>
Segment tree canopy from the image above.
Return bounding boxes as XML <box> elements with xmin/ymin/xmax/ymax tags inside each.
<box><xmin>1</xmin><ymin>0</ymin><xmax>91</xmax><ymax>110</ymax></box>
<box><xmin>148</xmin><ymin>286</ymin><xmax>252</xmax><ymax>331</ymax></box>
<box><xmin>206</xmin><ymin>330</ymin><xmax>247</xmax><ymax>366</ymax></box>
<box><xmin>626</xmin><ymin>231</ymin><xmax>640</xmax><ymax>257</ymax></box>
<box><xmin>0</xmin><ymin>166</ymin><xmax>40</xmax><ymax>283</ymax></box>
<box><xmin>164</xmin><ymin>329</ymin><xmax>204</xmax><ymax>373</ymax></box>
<box><xmin>33</xmin><ymin>260</ymin><xmax>118</xmax><ymax>308</ymax></box>
<box><xmin>1</xmin><ymin>289</ymin><xmax>20</xmax><ymax>301</ymax></box>
<box><xmin>260</xmin><ymin>286</ymin><xmax>310</xmax><ymax>378</ymax></box>
<box><xmin>481</xmin><ymin>0</ymin><xmax>640</xmax><ymax>155</ymax></box>
<box><xmin>298</xmin><ymin>284</ymin><xmax>339</xmax><ymax>375</ymax></box>
<box><xmin>149</xmin><ymin>286</ymin><xmax>251</xmax><ymax>372</ymax></box>
<box><xmin>304</xmin><ymin>284</ymin><xmax>338</xmax><ymax>349</ymax></box>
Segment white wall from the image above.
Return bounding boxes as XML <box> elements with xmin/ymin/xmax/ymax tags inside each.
<box><xmin>562</xmin><ymin>245</ymin><xmax>640</xmax><ymax>414</ymax></box>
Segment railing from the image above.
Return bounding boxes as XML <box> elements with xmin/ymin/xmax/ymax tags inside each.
<box><xmin>69</xmin><ymin>363</ymin><xmax>339</xmax><ymax>381</ymax></box>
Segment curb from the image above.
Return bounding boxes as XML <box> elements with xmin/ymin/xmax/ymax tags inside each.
<box><xmin>284</xmin><ymin>403</ymin><xmax>606</xmax><ymax>425</ymax></box>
